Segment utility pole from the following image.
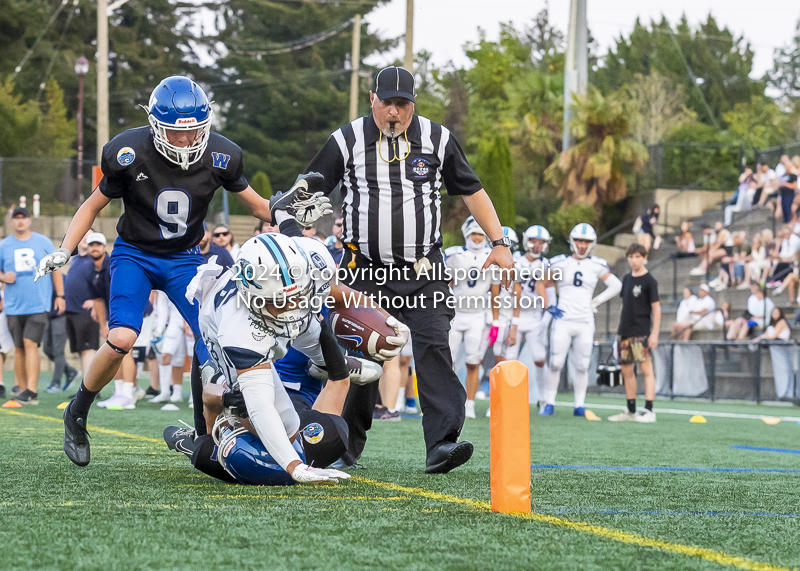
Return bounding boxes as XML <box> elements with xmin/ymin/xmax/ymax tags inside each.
<box><xmin>349</xmin><ymin>14</ymin><xmax>362</xmax><ymax>122</ymax></box>
<box><xmin>97</xmin><ymin>0</ymin><xmax>109</xmax><ymax>163</ymax></box>
<box><xmin>562</xmin><ymin>0</ymin><xmax>587</xmax><ymax>152</ymax></box>
<box><xmin>404</xmin><ymin>0</ymin><xmax>413</xmax><ymax>71</ymax></box>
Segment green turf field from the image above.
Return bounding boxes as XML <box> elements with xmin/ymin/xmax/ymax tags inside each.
<box><xmin>3</xmin><ymin>377</ymin><xmax>800</xmax><ymax>571</ymax></box>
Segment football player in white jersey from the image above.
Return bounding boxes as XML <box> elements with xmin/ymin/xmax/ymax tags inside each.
<box><xmin>488</xmin><ymin>227</ymin><xmax>521</xmax><ymax>365</ymax></box>
<box><xmin>189</xmin><ymin>228</ymin><xmax>407</xmax><ymax>483</ymax></box>
<box><xmin>541</xmin><ymin>223</ymin><xmax>622</xmax><ymax>417</ymax></box>
<box><xmin>445</xmin><ymin>216</ymin><xmax>497</xmax><ymax>419</ymax></box>
<box><xmin>505</xmin><ymin>225</ymin><xmax>551</xmax><ymax>411</ymax></box>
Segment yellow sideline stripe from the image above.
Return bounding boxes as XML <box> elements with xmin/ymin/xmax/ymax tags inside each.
<box><xmin>0</xmin><ymin>408</ymin><xmax>161</xmax><ymax>443</ymax></box>
<box><xmin>1</xmin><ymin>408</ymin><xmax>791</xmax><ymax>571</ymax></box>
<box><xmin>354</xmin><ymin>477</ymin><xmax>792</xmax><ymax>571</ymax></box>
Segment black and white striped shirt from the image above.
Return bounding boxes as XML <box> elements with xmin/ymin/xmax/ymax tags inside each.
<box><xmin>306</xmin><ymin>114</ymin><xmax>482</xmax><ymax>265</ymax></box>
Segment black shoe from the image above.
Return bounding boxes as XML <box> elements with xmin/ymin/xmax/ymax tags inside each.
<box><xmin>11</xmin><ymin>385</ymin><xmax>20</xmax><ymax>396</ymax></box>
<box><xmin>145</xmin><ymin>386</ymin><xmax>160</xmax><ymax>398</ymax></box>
<box><xmin>0</xmin><ymin>385</ymin><xmax>5</xmax><ymax>399</ymax></box>
<box><xmin>62</xmin><ymin>367</ymin><xmax>80</xmax><ymax>392</ymax></box>
<box><xmin>63</xmin><ymin>402</ymin><xmax>90</xmax><ymax>466</ymax></box>
<box><xmin>425</xmin><ymin>441</ymin><xmax>474</xmax><ymax>474</ymax></box>
<box><xmin>16</xmin><ymin>390</ymin><xmax>40</xmax><ymax>405</ymax></box>
<box><xmin>372</xmin><ymin>404</ymin><xmax>388</xmax><ymax>420</ymax></box>
<box><xmin>163</xmin><ymin>425</ymin><xmax>196</xmax><ymax>458</ymax></box>
<box><xmin>268</xmin><ymin>172</ymin><xmax>326</xmax><ymax>224</ymax></box>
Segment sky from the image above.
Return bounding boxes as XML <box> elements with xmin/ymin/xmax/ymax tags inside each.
<box><xmin>364</xmin><ymin>0</ymin><xmax>799</xmax><ymax>78</ymax></box>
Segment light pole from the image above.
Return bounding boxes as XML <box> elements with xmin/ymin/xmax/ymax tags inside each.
<box><xmin>75</xmin><ymin>56</ymin><xmax>89</xmax><ymax>206</ymax></box>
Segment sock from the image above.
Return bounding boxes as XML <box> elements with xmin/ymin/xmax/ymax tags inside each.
<box><xmin>546</xmin><ymin>367</ymin><xmax>561</xmax><ymax>405</ymax></box>
<box><xmin>122</xmin><ymin>382</ymin><xmax>135</xmax><ymax>399</ymax></box>
<box><xmin>112</xmin><ymin>379</ymin><xmax>124</xmax><ymax>396</ymax></box>
<box><xmin>627</xmin><ymin>399</ymin><xmax>636</xmax><ymax>414</ymax></box>
<box><xmin>158</xmin><ymin>364</ymin><xmax>172</xmax><ymax>395</ymax></box>
<box><xmin>395</xmin><ymin>387</ymin><xmax>406</xmax><ymax>411</ymax></box>
<box><xmin>466</xmin><ymin>399</ymin><xmax>474</xmax><ymax>406</ymax></box>
<box><xmin>535</xmin><ymin>366</ymin><xmax>548</xmax><ymax>405</ymax></box>
<box><xmin>573</xmin><ymin>370</ymin><xmax>588</xmax><ymax>409</ymax></box>
<box><xmin>190</xmin><ymin>352</ymin><xmax>207</xmax><ymax>436</ymax></box>
<box><xmin>71</xmin><ymin>382</ymin><xmax>99</xmax><ymax>418</ymax></box>
<box><xmin>645</xmin><ymin>400</ymin><xmax>653</xmax><ymax>412</ymax></box>
<box><xmin>172</xmin><ymin>384</ymin><xmax>183</xmax><ymax>399</ymax></box>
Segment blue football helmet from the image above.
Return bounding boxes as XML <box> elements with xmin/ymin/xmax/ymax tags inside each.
<box><xmin>146</xmin><ymin>76</ymin><xmax>212</xmax><ymax>170</ymax></box>
<box><xmin>214</xmin><ymin>421</ymin><xmax>305</xmax><ymax>486</ymax></box>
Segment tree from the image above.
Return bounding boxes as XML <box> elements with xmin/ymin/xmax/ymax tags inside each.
<box><xmin>250</xmin><ymin>171</ymin><xmax>273</xmax><ymax>198</ymax></box>
<box><xmin>472</xmin><ymin>133</ymin><xmax>515</xmax><ymax>226</ymax></box>
<box><xmin>595</xmin><ymin>15</ymin><xmax>760</xmax><ymax>127</ymax></box>
<box><xmin>0</xmin><ymin>79</ymin><xmax>41</xmax><ymax>157</ymax></box>
<box><xmin>723</xmin><ymin>95</ymin><xmax>793</xmax><ymax>149</ymax></box>
<box><xmin>770</xmin><ymin>19</ymin><xmax>800</xmax><ymax>110</ymax></box>
<box><xmin>626</xmin><ymin>71</ymin><xmax>696</xmax><ymax>145</ymax></box>
<box><xmin>545</xmin><ymin>88</ymin><xmax>649</xmax><ymax>221</ymax></box>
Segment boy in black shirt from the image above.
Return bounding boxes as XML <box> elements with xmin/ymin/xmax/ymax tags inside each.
<box><xmin>609</xmin><ymin>243</ymin><xmax>661</xmax><ymax>423</ymax></box>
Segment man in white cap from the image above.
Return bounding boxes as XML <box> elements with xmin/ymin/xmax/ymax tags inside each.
<box><xmin>676</xmin><ymin>283</ymin><xmax>716</xmax><ymax>341</ymax></box>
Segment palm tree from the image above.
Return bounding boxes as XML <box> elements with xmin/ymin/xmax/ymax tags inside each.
<box><xmin>546</xmin><ymin>87</ymin><xmax>649</xmax><ymax>221</ymax></box>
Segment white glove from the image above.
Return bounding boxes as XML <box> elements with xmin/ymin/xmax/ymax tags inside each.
<box><xmin>590</xmin><ymin>298</ymin><xmax>600</xmax><ymax>313</ymax></box>
<box><xmin>293</xmin><ymin>191</ymin><xmax>333</xmax><ymax>227</ymax></box>
<box><xmin>373</xmin><ymin>315</ymin><xmax>410</xmax><ymax>361</ymax></box>
<box><xmin>34</xmin><ymin>247</ymin><xmax>71</xmax><ymax>282</ymax></box>
<box><xmin>291</xmin><ymin>463</ymin><xmax>351</xmax><ymax>484</ymax></box>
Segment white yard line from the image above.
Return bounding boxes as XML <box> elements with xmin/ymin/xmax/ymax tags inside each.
<box><xmin>555</xmin><ymin>401</ymin><xmax>800</xmax><ymax>422</ymax></box>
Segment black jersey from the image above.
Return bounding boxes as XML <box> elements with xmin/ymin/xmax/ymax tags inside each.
<box><xmin>99</xmin><ymin>127</ymin><xmax>249</xmax><ymax>255</ymax></box>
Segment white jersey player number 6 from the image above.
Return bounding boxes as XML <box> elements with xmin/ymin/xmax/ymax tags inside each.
<box><xmin>156</xmin><ymin>189</ymin><xmax>190</xmax><ymax>239</ymax></box>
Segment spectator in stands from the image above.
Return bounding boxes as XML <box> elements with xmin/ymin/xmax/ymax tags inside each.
<box><xmin>715</xmin><ymin>301</ymin><xmax>732</xmax><ymax>333</ymax></box>
<box><xmin>672</xmin><ymin>221</ymin><xmax>696</xmax><ymax>258</ymax></box>
<box><xmin>724</xmin><ymin>168</ymin><xmax>755</xmax><ymax>226</ymax></box>
<box><xmin>635</xmin><ymin>205</ymin><xmax>660</xmax><ymax>251</ymax></box>
<box><xmin>740</xmin><ymin>232</ymin><xmax>769</xmax><ymax>289</ymax></box>
<box><xmin>199</xmin><ymin>223</ymin><xmax>233</xmax><ymax>270</ymax></box>
<box><xmin>766</xmin><ymin>225</ymin><xmax>799</xmax><ymax>288</ymax></box>
<box><xmin>0</xmin><ymin>207</ymin><xmax>66</xmax><ymax>405</ymax></box>
<box><xmin>709</xmin><ymin>231</ymin><xmax>748</xmax><ymax>291</ymax></box>
<box><xmin>676</xmin><ymin>284</ymin><xmax>716</xmax><ymax>341</ymax></box>
<box><xmin>253</xmin><ymin>220</ymin><xmax>278</xmax><ymax>236</ymax></box>
<box><xmin>754</xmin><ymin>163</ymin><xmax>778</xmax><ymax>207</ymax></box>
<box><xmin>212</xmin><ymin>225</ymin><xmax>240</xmax><ymax>259</ymax></box>
<box><xmin>690</xmin><ymin>221</ymin><xmax>731</xmax><ymax>276</ymax></box>
<box><xmin>726</xmin><ymin>282</ymin><xmax>774</xmax><ymax>340</ymax></box>
<box><xmin>776</xmin><ymin>155</ymin><xmax>798</xmax><ymax>224</ymax></box>
<box><xmin>325</xmin><ymin>216</ymin><xmax>344</xmax><ymax>265</ymax></box>
<box><xmin>671</xmin><ymin>287</ymin><xmax>697</xmax><ymax>338</ymax></box>
<box><xmin>752</xmin><ymin>307</ymin><xmax>790</xmax><ymax>342</ymax></box>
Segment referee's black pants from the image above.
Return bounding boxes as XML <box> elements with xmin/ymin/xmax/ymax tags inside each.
<box><xmin>339</xmin><ymin>248</ymin><xmax>466</xmax><ymax>462</ymax></box>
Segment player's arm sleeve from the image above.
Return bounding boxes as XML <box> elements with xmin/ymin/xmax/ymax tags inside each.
<box><xmin>318</xmin><ymin>319</ymin><xmax>348</xmax><ymax>382</ymax></box>
<box><xmin>221</xmin><ymin>146</ymin><xmax>249</xmax><ymax>193</ymax></box>
<box><xmin>98</xmin><ymin>146</ymin><xmax>128</xmax><ymax>199</ymax></box>
<box><xmin>305</xmin><ymin>136</ymin><xmax>345</xmax><ymax>196</ymax></box>
<box><xmin>441</xmin><ymin>134</ymin><xmax>483</xmax><ymax>196</ymax></box>
<box><xmin>593</xmin><ymin>273</ymin><xmax>622</xmax><ymax>307</ymax></box>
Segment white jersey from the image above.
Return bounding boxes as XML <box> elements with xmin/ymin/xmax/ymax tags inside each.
<box><xmin>548</xmin><ymin>254</ymin><xmax>610</xmax><ymax>321</ymax></box>
<box><xmin>444</xmin><ymin>245</ymin><xmax>496</xmax><ymax>314</ymax></box>
<box><xmin>516</xmin><ymin>254</ymin><xmax>548</xmax><ymax>316</ymax></box>
<box><xmin>188</xmin><ymin>237</ymin><xmax>336</xmax><ymax>387</ymax></box>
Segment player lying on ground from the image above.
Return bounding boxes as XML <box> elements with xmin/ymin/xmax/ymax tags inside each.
<box><xmin>34</xmin><ymin>76</ymin><xmax>332</xmax><ymax>467</ymax></box>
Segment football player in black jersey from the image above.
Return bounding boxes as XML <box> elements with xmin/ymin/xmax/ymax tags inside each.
<box><xmin>35</xmin><ymin>76</ymin><xmax>330</xmax><ymax>467</ymax></box>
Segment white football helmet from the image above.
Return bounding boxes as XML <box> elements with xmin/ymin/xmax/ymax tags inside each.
<box><xmin>502</xmin><ymin>226</ymin><xmax>519</xmax><ymax>252</ymax></box>
<box><xmin>569</xmin><ymin>223</ymin><xmax>597</xmax><ymax>259</ymax></box>
<box><xmin>523</xmin><ymin>225</ymin><xmax>552</xmax><ymax>258</ymax></box>
<box><xmin>235</xmin><ymin>234</ymin><xmax>315</xmax><ymax>339</ymax></box>
<box><xmin>461</xmin><ymin>216</ymin><xmax>487</xmax><ymax>252</ymax></box>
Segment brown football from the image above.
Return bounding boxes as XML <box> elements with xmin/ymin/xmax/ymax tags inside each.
<box><xmin>329</xmin><ymin>305</ymin><xmax>397</xmax><ymax>358</ymax></box>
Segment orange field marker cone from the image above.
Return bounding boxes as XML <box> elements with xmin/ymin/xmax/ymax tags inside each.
<box><xmin>489</xmin><ymin>360</ymin><xmax>531</xmax><ymax>514</ymax></box>
<box><xmin>2</xmin><ymin>399</ymin><xmax>22</xmax><ymax>408</ymax></box>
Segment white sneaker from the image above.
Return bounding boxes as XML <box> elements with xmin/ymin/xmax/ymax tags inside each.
<box><xmin>134</xmin><ymin>387</ymin><xmax>146</xmax><ymax>401</ymax></box>
<box><xmin>465</xmin><ymin>400</ymin><xmax>476</xmax><ymax>419</ymax></box>
<box><xmin>108</xmin><ymin>395</ymin><xmax>136</xmax><ymax>410</ymax></box>
<box><xmin>485</xmin><ymin>407</ymin><xmax>491</xmax><ymax>418</ymax></box>
<box><xmin>404</xmin><ymin>404</ymin><xmax>419</xmax><ymax>414</ymax></box>
<box><xmin>170</xmin><ymin>387</ymin><xmax>183</xmax><ymax>403</ymax></box>
<box><xmin>708</xmin><ymin>277</ymin><xmax>721</xmax><ymax>288</ymax></box>
<box><xmin>689</xmin><ymin>267</ymin><xmax>706</xmax><ymax>276</ymax></box>
<box><xmin>608</xmin><ymin>409</ymin><xmax>636</xmax><ymax>422</ymax></box>
<box><xmin>635</xmin><ymin>409</ymin><xmax>657</xmax><ymax>423</ymax></box>
<box><xmin>151</xmin><ymin>391</ymin><xmax>171</xmax><ymax>403</ymax></box>
<box><xmin>97</xmin><ymin>393</ymin><xmax>124</xmax><ymax>408</ymax></box>
<box><xmin>475</xmin><ymin>390</ymin><xmax>488</xmax><ymax>401</ymax></box>
<box><xmin>160</xmin><ymin>403</ymin><xmax>179</xmax><ymax>412</ymax></box>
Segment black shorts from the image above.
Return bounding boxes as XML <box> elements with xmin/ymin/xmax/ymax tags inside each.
<box><xmin>7</xmin><ymin>312</ymin><xmax>49</xmax><ymax>348</ymax></box>
<box><xmin>65</xmin><ymin>311</ymin><xmax>100</xmax><ymax>353</ymax></box>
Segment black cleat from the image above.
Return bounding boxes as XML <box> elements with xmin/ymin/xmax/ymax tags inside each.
<box><xmin>63</xmin><ymin>402</ymin><xmax>90</xmax><ymax>466</ymax></box>
<box><xmin>425</xmin><ymin>440</ymin><xmax>474</xmax><ymax>474</ymax></box>
<box><xmin>163</xmin><ymin>425</ymin><xmax>196</xmax><ymax>458</ymax></box>
<box><xmin>11</xmin><ymin>385</ymin><xmax>20</xmax><ymax>396</ymax></box>
<box><xmin>145</xmin><ymin>386</ymin><xmax>160</xmax><ymax>398</ymax></box>
<box><xmin>62</xmin><ymin>367</ymin><xmax>80</xmax><ymax>392</ymax></box>
<box><xmin>0</xmin><ymin>384</ymin><xmax>5</xmax><ymax>399</ymax></box>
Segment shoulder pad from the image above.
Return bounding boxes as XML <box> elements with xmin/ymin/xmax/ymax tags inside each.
<box><xmin>549</xmin><ymin>254</ymin><xmax>568</xmax><ymax>264</ymax></box>
<box><xmin>443</xmin><ymin>245</ymin><xmax>465</xmax><ymax>258</ymax></box>
<box><xmin>101</xmin><ymin>126</ymin><xmax>152</xmax><ymax>175</ymax></box>
<box><xmin>589</xmin><ymin>255</ymin><xmax>610</xmax><ymax>268</ymax></box>
<box><xmin>201</xmin><ymin>132</ymin><xmax>243</xmax><ymax>171</ymax></box>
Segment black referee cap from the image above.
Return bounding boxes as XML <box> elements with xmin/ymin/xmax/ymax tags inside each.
<box><xmin>373</xmin><ymin>66</ymin><xmax>416</xmax><ymax>102</ymax></box>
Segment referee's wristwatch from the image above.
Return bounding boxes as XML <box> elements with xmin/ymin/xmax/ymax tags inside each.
<box><xmin>491</xmin><ymin>236</ymin><xmax>511</xmax><ymax>248</ymax></box>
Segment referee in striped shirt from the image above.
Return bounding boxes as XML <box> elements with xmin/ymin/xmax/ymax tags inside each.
<box><xmin>306</xmin><ymin>66</ymin><xmax>513</xmax><ymax>474</ymax></box>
